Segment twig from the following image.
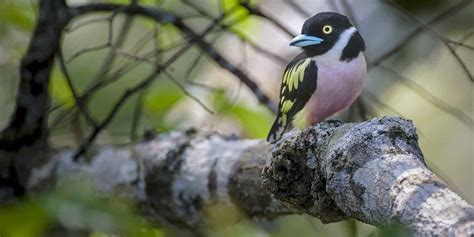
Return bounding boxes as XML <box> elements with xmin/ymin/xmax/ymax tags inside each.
<box><xmin>184</xmin><ymin>33</ymin><xmax>223</xmax><ymax>79</ymax></box>
<box><xmin>379</xmin><ymin>64</ymin><xmax>473</xmax><ymax>126</ymax></box>
<box><xmin>115</xmin><ymin>49</ymin><xmax>216</xmax><ymax>114</ymax></box>
<box><xmin>130</xmin><ymin>89</ymin><xmax>147</xmax><ymax>142</ymax></box>
<box><xmin>384</xmin><ymin>0</ymin><xmax>473</xmax><ymax>82</ymax></box>
<box><xmin>459</xmin><ymin>29</ymin><xmax>474</xmax><ymax>43</ymax></box>
<box><xmin>65</xmin><ymin>17</ymin><xmax>110</xmax><ymax>33</ymax></box>
<box><xmin>66</xmin><ymin>43</ymin><xmax>111</xmax><ymax>64</ymax></box>
<box><xmin>362</xmin><ymin>90</ymin><xmax>402</xmax><ymax>116</ymax></box>
<box><xmin>93</xmin><ymin>8</ymin><xmax>135</xmax><ymax>82</ymax></box>
<box><xmin>446</xmin><ymin>39</ymin><xmax>474</xmax><ymax>50</ymax></box>
<box><xmin>182</xmin><ymin>0</ymin><xmax>287</xmax><ymax>64</ymax></box>
<box><xmin>163</xmin><ymin>70</ymin><xmax>215</xmax><ymax>115</ymax></box>
<box><xmin>240</xmin><ymin>2</ymin><xmax>297</xmax><ymax>38</ymax></box>
<box><xmin>66</xmin><ymin>9</ymin><xmax>122</xmax><ymax>63</ymax></box>
<box><xmin>57</xmin><ymin>48</ymin><xmax>98</xmax><ymax>128</ymax></box>
<box><xmin>369</xmin><ymin>0</ymin><xmax>472</xmax><ymax>68</ymax></box>
<box><xmin>286</xmin><ymin>0</ymin><xmax>311</xmax><ymax>17</ymax></box>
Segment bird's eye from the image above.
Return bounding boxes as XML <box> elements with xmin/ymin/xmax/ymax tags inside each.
<box><xmin>323</xmin><ymin>25</ymin><xmax>333</xmax><ymax>34</ymax></box>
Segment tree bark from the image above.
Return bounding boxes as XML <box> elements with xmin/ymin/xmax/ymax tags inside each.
<box><xmin>23</xmin><ymin>117</ymin><xmax>473</xmax><ymax>236</ymax></box>
<box><xmin>0</xmin><ymin>0</ymin><xmax>70</xmax><ymax>151</ymax></box>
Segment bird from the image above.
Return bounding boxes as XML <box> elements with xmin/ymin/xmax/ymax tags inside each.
<box><xmin>267</xmin><ymin>12</ymin><xmax>366</xmax><ymax>143</ymax></box>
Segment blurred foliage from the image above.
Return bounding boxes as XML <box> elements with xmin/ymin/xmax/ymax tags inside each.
<box><xmin>50</xmin><ymin>67</ymin><xmax>75</xmax><ymax>109</ymax></box>
<box><xmin>368</xmin><ymin>224</ymin><xmax>412</xmax><ymax>237</ymax></box>
<box><xmin>143</xmin><ymin>82</ymin><xmax>184</xmax><ymax>131</ymax></box>
<box><xmin>214</xmin><ymin>90</ymin><xmax>273</xmax><ymax>138</ymax></box>
<box><xmin>0</xmin><ymin>179</ymin><xmax>164</xmax><ymax>237</ymax></box>
<box><xmin>0</xmin><ymin>0</ymin><xmax>35</xmax><ymax>35</ymax></box>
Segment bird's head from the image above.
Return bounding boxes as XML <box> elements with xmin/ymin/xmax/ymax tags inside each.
<box><xmin>290</xmin><ymin>12</ymin><xmax>365</xmax><ymax>59</ymax></box>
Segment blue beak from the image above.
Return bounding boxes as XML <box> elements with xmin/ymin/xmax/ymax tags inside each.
<box><xmin>290</xmin><ymin>34</ymin><xmax>324</xmax><ymax>47</ymax></box>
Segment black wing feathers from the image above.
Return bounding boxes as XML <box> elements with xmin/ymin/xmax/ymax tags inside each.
<box><xmin>267</xmin><ymin>54</ymin><xmax>318</xmax><ymax>143</ymax></box>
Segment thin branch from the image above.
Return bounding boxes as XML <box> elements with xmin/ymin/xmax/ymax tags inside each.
<box><xmin>459</xmin><ymin>29</ymin><xmax>474</xmax><ymax>43</ymax></box>
<box><xmin>73</xmin><ymin>69</ymin><xmax>161</xmax><ymax>160</ymax></box>
<box><xmin>115</xmin><ymin>49</ymin><xmax>216</xmax><ymax>114</ymax></box>
<box><xmin>184</xmin><ymin>33</ymin><xmax>223</xmax><ymax>79</ymax></box>
<box><xmin>57</xmin><ymin>49</ymin><xmax>98</xmax><ymax>128</ymax></box>
<box><xmin>447</xmin><ymin>39</ymin><xmax>474</xmax><ymax>50</ymax></box>
<box><xmin>186</xmin><ymin>81</ymin><xmax>221</xmax><ymax>91</ymax></box>
<box><xmin>65</xmin><ymin>17</ymin><xmax>110</xmax><ymax>33</ymax></box>
<box><xmin>379</xmin><ymin>64</ymin><xmax>473</xmax><ymax>126</ymax></box>
<box><xmin>384</xmin><ymin>0</ymin><xmax>473</xmax><ymax>82</ymax></box>
<box><xmin>93</xmin><ymin>8</ymin><xmax>135</xmax><ymax>82</ymax></box>
<box><xmin>368</xmin><ymin>0</ymin><xmax>472</xmax><ymax>68</ymax></box>
<box><xmin>239</xmin><ymin>2</ymin><xmax>296</xmax><ymax>38</ymax></box>
<box><xmin>286</xmin><ymin>0</ymin><xmax>311</xmax><ymax>18</ymax></box>
<box><xmin>66</xmin><ymin>43</ymin><xmax>111</xmax><ymax>64</ymax></box>
<box><xmin>362</xmin><ymin>90</ymin><xmax>402</xmax><ymax>116</ymax></box>
<box><xmin>130</xmin><ymin>89</ymin><xmax>147</xmax><ymax>142</ymax></box>
<box><xmin>182</xmin><ymin>0</ymin><xmax>287</xmax><ymax>64</ymax></box>
<box><xmin>430</xmin><ymin>37</ymin><xmax>472</xmax><ymax>82</ymax></box>
<box><xmin>66</xmin><ymin>9</ymin><xmax>122</xmax><ymax>63</ymax></box>
<box><xmin>163</xmin><ymin>70</ymin><xmax>215</xmax><ymax>115</ymax></box>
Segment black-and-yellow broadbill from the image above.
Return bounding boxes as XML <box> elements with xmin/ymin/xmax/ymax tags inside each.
<box><xmin>267</xmin><ymin>12</ymin><xmax>367</xmax><ymax>143</ymax></box>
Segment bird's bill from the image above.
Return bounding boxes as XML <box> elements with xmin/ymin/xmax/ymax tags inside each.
<box><xmin>290</xmin><ymin>34</ymin><xmax>324</xmax><ymax>47</ymax></box>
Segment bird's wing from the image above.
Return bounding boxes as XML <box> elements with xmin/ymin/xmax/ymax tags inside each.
<box><xmin>267</xmin><ymin>54</ymin><xmax>318</xmax><ymax>143</ymax></box>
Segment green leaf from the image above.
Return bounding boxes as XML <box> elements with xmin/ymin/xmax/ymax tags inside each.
<box><xmin>0</xmin><ymin>178</ymin><xmax>166</xmax><ymax>236</ymax></box>
<box><xmin>157</xmin><ymin>24</ymin><xmax>183</xmax><ymax>48</ymax></box>
<box><xmin>143</xmin><ymin>83</ymin><xmax>185</xmax><ymax>130</ymax></box>
<box><xmin>368</xmin><ymin>224</ymin><xmax>412</xmax><ymax>237</ymax></box>
<box><xmin>228</xmin><ymin>104</ymin><xmax>273</xmax><ymax>138</ymax></box>
<box><xmin>0</xmin><ymin>2</ymin><xmax>35</xmax><ymax>32</ymax></box>
<box><xmin>144</xmin><ymin>85</ymin><xmax>183</xmax><ymax>115</ymax></box>
<box><xmin>0</xmin><ymin>201</ymin><xmax>50</xmax><ymax>237</ymax></box>
<box><xmin>49</xmin><ymin>67</ymin><xmax>75</xmax><ymax>108</ymax></box>
<box><xmin>214</xmin><ymin>91</ymin><xmax>273</xmax><ymax>139</ymax></box>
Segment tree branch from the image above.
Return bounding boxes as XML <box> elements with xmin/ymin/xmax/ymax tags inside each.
<box><xmin>0</xmin><ymin>0</ymin><xmax>71</xmax><ymax>151</ymax></box>
<box><xmin>23</xmin><ymin>117</ymin><xmax>473</xmax><ymax>235</ymax></box>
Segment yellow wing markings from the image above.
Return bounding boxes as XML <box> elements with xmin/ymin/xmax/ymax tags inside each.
<box><xmin>282</xmin><ymin>59</ymin><xmax>311</xmax><ymax>92</ymax></box>
<box><xmin>281</xmin><ymin>100</ymin><xmax>295</xmax><ymax>113</ymax></box>
<box><xmin>278</xmin><ymin>114</ymin><xmax>288</xmax><ymax>126</ymax></box>
<box><xmin>278</xmin><ymin>58</ymin><xmax>312</xmax><ymax>128</ymax></box>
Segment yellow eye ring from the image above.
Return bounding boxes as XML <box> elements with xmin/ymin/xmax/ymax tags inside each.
<box><xmin>323</xmin><ymin>25</ymin><xmax>333</xmax><ymax>34</ymax></box>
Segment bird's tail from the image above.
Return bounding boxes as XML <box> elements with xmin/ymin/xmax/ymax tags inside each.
<box><xmin>267</xmin><ymin>115</ymin><xmax>289</xmax><ymax>143</ymax></box>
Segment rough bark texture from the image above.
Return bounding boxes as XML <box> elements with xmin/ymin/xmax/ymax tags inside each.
<box><xmin>262</xmin><ymin>117</ymin><xmax>474</xmax><ymax>236</ymax></box>
<box><xmin>0</xmin><ymin>0</ymin><xmax>72</xmax><ymax>198</ymax></box>
<box><xmin>19</xmin><ymin>117</ymin><xmax>473</xmax><ymax>236</ymax></box>
<box><xmin>0</xmin><ymin>0</ymin><xmax>70</xmax><ymax>151</ymax></box>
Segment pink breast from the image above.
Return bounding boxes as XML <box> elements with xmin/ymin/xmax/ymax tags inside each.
<box><xmin>305</xmin><ymin>54</ymin><xmax>366</xmax><ymax>124</ymax></box>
